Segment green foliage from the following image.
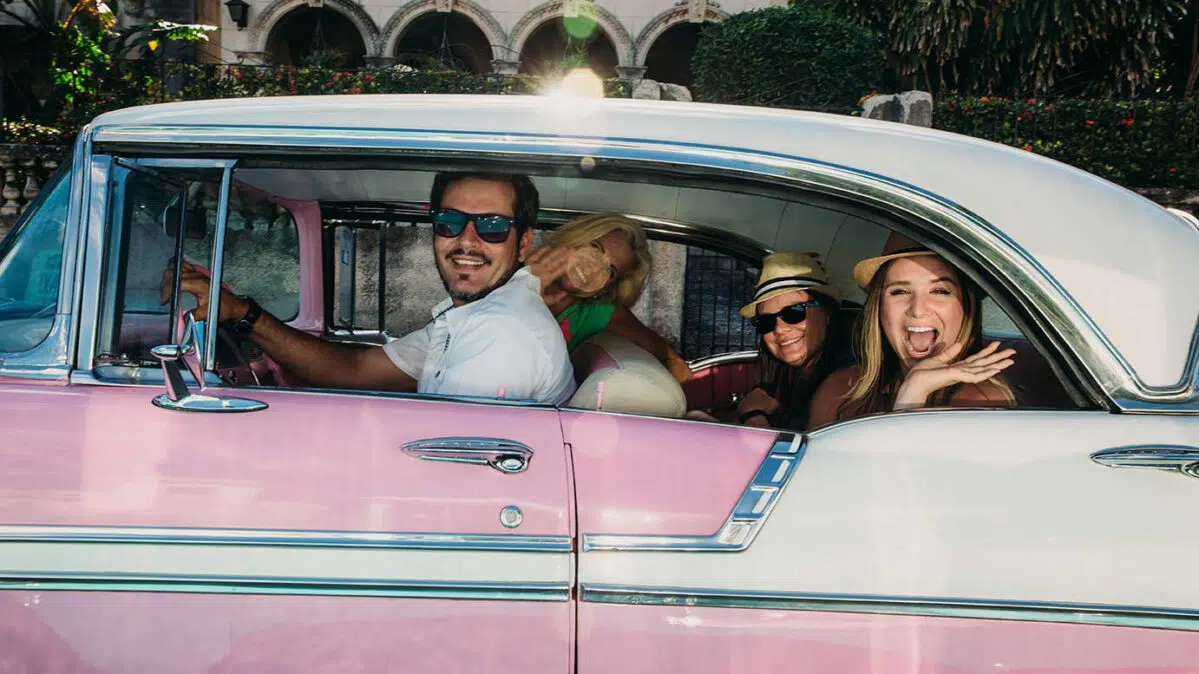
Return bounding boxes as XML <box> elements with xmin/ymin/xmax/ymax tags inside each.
<box><xmin>692</xmin><ymin>3</ymin><xmax>882</xmax><ymax>109</ymax></box>
<box><xmin>2</xmin><ymin>64</ymin><xmax>631</xmax><ymax>144</ymax></box>
<box><xmin>935</xmin><ymin>97</ymin><xmax>1199</xmax><ymax>188</ymax></box>
<box><xmin>836</xmin><ymin>0</ymin><xmax>1191</xmax><ymax>98</ymax></box>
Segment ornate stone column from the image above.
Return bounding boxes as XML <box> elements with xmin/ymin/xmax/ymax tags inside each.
<box><xmin>616</xmin><ymin>65</ymin><xmax>647</xmax><ymax>83</ymax></box>
<box><xmin>491</xmin><ymin>60</ymin><xmax>520</xmax><ymax>76</ymax></box>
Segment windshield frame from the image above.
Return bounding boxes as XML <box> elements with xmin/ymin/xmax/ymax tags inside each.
<box><xmin>0</xmin><ymin>138</ymin><xmax>84</xmax><ymax>381</ymax></box>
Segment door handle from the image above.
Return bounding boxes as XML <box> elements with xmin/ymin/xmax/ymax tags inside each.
<box><xmin>1090</xmin><ymin>445</ymin><xmax>1199</xmax><ymax>478</ymax></box>
<box><xmin>401</xmin><ymin>437</ymin><xmax>533</xmax><ymax>474</ymax></box>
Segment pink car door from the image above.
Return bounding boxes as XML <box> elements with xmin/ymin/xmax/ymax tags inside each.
<box><xmin>0</xmin><ymin>157</ymin><xmax>574</xmax><ymax>674</ymax></box>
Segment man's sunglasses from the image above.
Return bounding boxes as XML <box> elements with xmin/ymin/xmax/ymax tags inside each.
<box><xmin>431</xmin><ymin>208</ymin><xmax>517</xmax><ymax>244</ymax></box>
<box><xmin>751</xmin><ymin>300</ymin><xmax>821</xmax><ymax>335</ymax></box>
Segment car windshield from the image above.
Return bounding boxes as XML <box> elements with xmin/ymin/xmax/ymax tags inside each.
<box><xmin>0</xmin><ymin>160</ymin><xmax>70</xmax><ymax>353</ymax></box>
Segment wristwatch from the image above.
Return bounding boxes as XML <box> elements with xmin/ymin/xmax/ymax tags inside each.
<box><xmin>229</xmin><ymin>295</ymin><xmax>263</xmax><ymax>336</ymax></box>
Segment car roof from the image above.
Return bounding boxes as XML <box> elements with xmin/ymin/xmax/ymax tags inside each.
<box><xmin>92</xmin><ymin>95</ymin><xmax>1199</xmax><ymax>387</ymax></box>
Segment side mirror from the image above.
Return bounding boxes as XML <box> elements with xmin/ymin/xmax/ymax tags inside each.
<box><xmin>150</xmin><ymin>310</ymin><xmax>267</xmax><ymax>413</ymax></box>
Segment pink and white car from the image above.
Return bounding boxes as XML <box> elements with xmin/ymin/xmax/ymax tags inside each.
<box><xmin>1</xmin><ymin>95</ymin><xmax>1197</xmax><ymax>673</ymax></box>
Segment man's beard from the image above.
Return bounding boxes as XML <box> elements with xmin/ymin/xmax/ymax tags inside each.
<box><xmin>439</xmin><ymin>248</ymin><xmax>520</xmax><ymax>303</ymax></box>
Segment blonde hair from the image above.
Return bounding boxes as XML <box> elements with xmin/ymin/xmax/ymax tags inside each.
<box><xmin>838</xmin><ymin>256</ymin><xmax>1014</xmax><ymax>419</ymax></box>
<box><xmin>542</xmin><ymin>213</ymin><xmax>652</xmax><ymax>306</ymax></box>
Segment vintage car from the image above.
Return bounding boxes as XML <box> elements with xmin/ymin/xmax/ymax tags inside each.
<box><xmin>0</xmin><ymin>94</ymin><xmax>1197</xmax><ymax>673</ymax></box>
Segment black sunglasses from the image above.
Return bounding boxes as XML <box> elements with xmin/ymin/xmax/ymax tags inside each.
<box><xmin>431</xmin><ymin>208</ymin><xmax>517</xmax><ymax>244</ymax></box>
<box><xmin>751</xmin><ymin>300</ymin><xmax>821</xmax><ymax>335</ymax></box>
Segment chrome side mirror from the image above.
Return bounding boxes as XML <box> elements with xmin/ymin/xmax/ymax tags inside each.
<box><xmin>150</xmin><ymin>310</ymin><xmax>267</xmax><ymax>413</ymax></box>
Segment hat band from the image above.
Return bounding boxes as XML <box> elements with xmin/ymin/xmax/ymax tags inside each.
<box><xmin>885</xmin><ymin>246</ymin><xmax>930</xmax><ymax>256</ymax></box>
<box><xmin>752</xmin><ymin>276</ymin><xmax>826</xmax><ymax>301</ymax></box>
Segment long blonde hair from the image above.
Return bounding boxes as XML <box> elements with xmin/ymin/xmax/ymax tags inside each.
<box><xmin>542</xmin><ymin>213</ymin><xmax>652</xmax><ymax>306</ymax></box>
<box><xmin>838</xmin><ymin>257</ymin><xmax>1014</xmax><ymax>419</ymax></box>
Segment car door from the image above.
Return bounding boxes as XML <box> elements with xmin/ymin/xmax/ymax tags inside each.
<box><xmin>0</xmin><ymin>156</ymin><xmax>574</xmax><ymax>674</ymax></box>
<box><xmin>573</xmin><ymin>408</ymin><xmax>1199</xmax><ymax>673</ymax></box>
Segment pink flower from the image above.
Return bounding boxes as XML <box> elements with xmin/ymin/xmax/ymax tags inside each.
<box><xmin>1022</xmin><ymin>144</ymin><xmax>1033</xmax><ymax>151</ymax></box>
<box><xmin>1085</xmin><ymin>120</ymin><xmax>1095</xmax><ymax>126</ymax></box>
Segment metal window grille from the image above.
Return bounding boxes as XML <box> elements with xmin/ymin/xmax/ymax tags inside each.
<box><xmin>681</xmin><ymin>247</ymin><xmax>760</xmax><ymax>360</ymax></box>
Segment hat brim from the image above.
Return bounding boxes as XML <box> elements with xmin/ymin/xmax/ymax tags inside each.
<box><xmin>739</xmin><ymin>285</ymin><xmax>836</xmax><ymax>318</ymax></box>
<box><xmin>852</xmin><ymin>250</ymin><xmax>937</xmax><ymax>289</ymax></box>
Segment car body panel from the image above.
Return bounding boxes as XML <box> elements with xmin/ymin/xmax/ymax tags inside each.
<box><xmin>0</xmin><ymin>383</ymin><xmax>574</xmax><ymax>672</ymax></box>
<box><xmin>578</xmin><ymin>411</ymin><xmax>1199</xmax><ymax>610</ymax></box>
<box><xmin>0</xmin><ymin>591</ymin><xmax>569</xmax><ymax>674</ymax></box>
<box><xmin>578</xmin><ymin>603</ymin><xmax>1199</xmax><ymax>674</ymax></box>
<box><xmin>563</xmin><ymin>410</ymin><xmax>774</xmax><ymax>537</ymax></box>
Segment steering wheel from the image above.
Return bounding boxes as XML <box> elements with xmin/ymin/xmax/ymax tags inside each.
<box><xmin>212</xmin><ymin>323</ymin><xmax>261</xmax><ymax>387</ymax></box>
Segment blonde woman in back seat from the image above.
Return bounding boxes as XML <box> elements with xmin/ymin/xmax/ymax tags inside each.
<box><xmin>526</xmin><ymin>213</ymin><xmax>692</xmax><ymax>384</ymax></box>
<box><xmin>808</xmin><ymin>234</ymin><xmax>1017</xmax><ymax>429</ymax></box>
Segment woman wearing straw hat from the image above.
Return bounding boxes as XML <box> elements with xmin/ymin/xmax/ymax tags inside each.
<box><xmin>694</xmin><ymin>252</ymin><xmax>849</xmax><ymax>429</ymax></box>
<box><xmin>808</xmin><ymin>234</ymin><xmax>1017</xmax><ymax>428</ymax></box>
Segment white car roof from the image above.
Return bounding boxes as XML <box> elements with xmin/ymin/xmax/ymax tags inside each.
<box><xmin>92</xmin><ymin>95</ymin><xmax>1199</xmax><ymax>387</ymax></box>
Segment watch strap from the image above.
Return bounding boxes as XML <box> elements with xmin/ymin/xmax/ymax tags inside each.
<box><xmin>230</xmin><ymin>296</ymin><xmax>263</xmax><ymax>336</ymax></box>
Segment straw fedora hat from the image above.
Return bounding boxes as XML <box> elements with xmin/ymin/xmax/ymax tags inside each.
<box><xmin>739</xmin><ymin>252</ymin><xmax>835</xmax><ymax>318</ymax></box>
<box><xmin>852</xmin><ymin>233</ymin><xmax>938</xmax><ymax>289</ymax></box>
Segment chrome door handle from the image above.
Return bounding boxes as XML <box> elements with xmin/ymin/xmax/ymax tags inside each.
<box><xmin>401</xmin><ymin>437</ymin><xmax>533</xmax><ymax>474</ymax></box>
<box><xmin>1090</xmin><ymin>445</ymin><xmax>1199</xmax><ymax>478</ymax></box>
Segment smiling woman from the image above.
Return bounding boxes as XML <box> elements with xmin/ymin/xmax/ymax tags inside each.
<box><xmin>808</xmin><ymin>234</ymin><xmax>1017</xmax><ymax>427</ymax></box>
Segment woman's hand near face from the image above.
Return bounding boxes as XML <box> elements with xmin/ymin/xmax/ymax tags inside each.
<box><xmin>526</xmin><ymin>245</ymin><xmax>574</xmax><ymax>305</ymax></box>
<box><xmin>893</xmin><ymin>341</ymin><xmax>1016</xmax><ymax>409</ymax></box>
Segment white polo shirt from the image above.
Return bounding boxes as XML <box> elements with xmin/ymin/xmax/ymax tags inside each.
<box><xmin>382</xmin><ymin>267</ymin><xmax>576</xmax><ymax>404</ymax></box>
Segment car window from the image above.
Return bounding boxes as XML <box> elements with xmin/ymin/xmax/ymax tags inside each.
<box><xmin>97</xmin><ymin>164</ymin><xmax>300</xmax><ymax>365</ymax></box>
<box><xmin>681</xmin><ymin>246</ymin><xmax>759</xmax><ymax>360</ymax></box>
<box><xmin>0</xmin><ymin>162</ymin><xmax>70</xmax><ymax>353</ymax></box>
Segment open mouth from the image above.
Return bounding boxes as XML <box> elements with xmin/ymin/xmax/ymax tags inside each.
<box><xmin>905</xmin><ymin>326</ymin><xmax>938</xmax><ymax>358</ymax></box>
<box><xmin>778</xmin><ymin>335</ymin><xmax>804</xmax><ymax>347</ymax></box>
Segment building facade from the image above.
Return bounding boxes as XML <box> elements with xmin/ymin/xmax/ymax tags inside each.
<box><xmin>200</xmin><ymin>0</ymin><xmax>785</xmax><ymax>85</ymax></box>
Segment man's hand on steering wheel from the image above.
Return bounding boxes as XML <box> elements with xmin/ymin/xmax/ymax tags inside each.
<box><xmin>159</xmin><ymin>260</ymin><xmax>248</xmax><ymax>323</ymax></box>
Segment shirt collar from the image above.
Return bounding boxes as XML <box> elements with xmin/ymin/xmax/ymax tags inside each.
<box><xmin>430</xmin><ymin>267</ymin><xmax>536</xmax><ymax>320</ymax></box>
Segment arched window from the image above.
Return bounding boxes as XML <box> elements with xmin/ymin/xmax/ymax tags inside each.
<box><xmin>394</xmin><ymin>11</ymin><xmax>494</xmax><ymax>73</ymax></box>
<box><xmin>518</xmin><ymin>18</ymin><xmax>618</xmax><ymax>79</ymax></box>
<box><xmin>266</xmin><ymin>6</ymin><xmax>368</xmax><ymax>69</ymax></box>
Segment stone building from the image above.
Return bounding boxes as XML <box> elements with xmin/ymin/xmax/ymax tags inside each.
<box><xmin>198</xmin><ymin>0</ymin><xmax>785</xmax><ymax>85</ymax></box>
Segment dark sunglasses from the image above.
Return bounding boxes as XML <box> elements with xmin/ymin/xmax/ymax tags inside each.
<box><xmin>751</xmin><ymin>300</ymin><xmax>821</xmax><ymax>335</ymax></box>
<box><xmin>431</xmin><ymin>208</ymin><xmax>517</xmax><ymax>244</ymax></box>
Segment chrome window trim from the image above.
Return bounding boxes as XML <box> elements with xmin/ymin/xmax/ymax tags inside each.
<box><xmin>86</xmin><ymin>124</ymin><xmax>1196</xmax><ymax>410</ymax></box>
<box><xmin>68</xmin><ymin>369</ymin><xmax>550</xmax><ymax>409</ymax></box>
<box><xmin>580</xmin><ymin>584</ymin><xmax>1199</xmax><ymax>632</ymax></box>
<box><xmin>2</xmin><ymin>572</ymin><xmax>568</xmax><ymax>601</ymax></box>
<box><xmin>687</xmin><ymin>351</ymin><xmax>758</xmax><ymax>371</ymax></box>
<box><xmin>73</xmin><ymin>152</ymin><xmax>110</xmax><ymax>373</ymax></box>
<box><xmin>583</xmin><ymin>432</ymin><xmax>802</xmax><ymax>552</ymax></box>
<box><xmin>0</xmin><ymin>524</ymin><xmax>570</xmax><ymax>552</ymax></box>
<box><xmin>0</xmin><ymin>130</ymin><xmax>91</xmax><ymax>381</ymax></box>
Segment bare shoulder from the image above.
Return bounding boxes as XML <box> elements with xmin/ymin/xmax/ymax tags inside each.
<box><xmin>807</xmin><ymin>366</ymin><xmax>859</xmax><ymax>430</ymax></box>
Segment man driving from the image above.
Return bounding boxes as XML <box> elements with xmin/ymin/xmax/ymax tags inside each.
<box><xmin>165</xmin><ymin>172</ymin><xmax>576</xmax><ymax>404</ymax></box>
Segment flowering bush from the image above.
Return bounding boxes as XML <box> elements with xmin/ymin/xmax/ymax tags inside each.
<box><xmin>935</xmin><ymin>97</ymin><xmax>1199</xmax><ymax>188</ymax></box>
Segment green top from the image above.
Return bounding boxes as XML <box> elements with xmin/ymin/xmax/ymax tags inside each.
<box><xmin>555</xmin><ymin>300</ymin><xmax>616</xmax><ymax>352</ymax></box>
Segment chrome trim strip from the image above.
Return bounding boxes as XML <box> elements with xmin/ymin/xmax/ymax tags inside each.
<box><xmin>204</xmin><ymin>161</ymin><xmax>238</xmax><ymax>372</ymax></box>
<box><xmin>580</xmin><ymin>584</ymin><xmax>1199</xmax><ymax>631</ymax></box>
<box><xmin>0</xmin><ymin>525</ymin><xmax>571</xmax><ymax>552</ymax></box>
<box><xmin>687</xmin><ymin>351</ymin><xmax>758</xmax><ymax>371</ymax></box>
<box><xmin>1</xmin><ymin>572</ymin><xmax>568</xmax><ymax>601</ymax></box>
<box><xmin>73</xmin><ymin>152</ymin><xmax>110</xmax><ymax>372</ymax></box>
<box><xmin>86</xmin><ymin>124</ymin><xmax>1196</xmax><ymax>408</ymax></box>
<box><xmin>583</xmin><ymin>432</ymin><xmax>802</xmax><ymax>552</ymax></box>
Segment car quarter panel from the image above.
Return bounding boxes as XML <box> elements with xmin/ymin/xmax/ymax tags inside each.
<box><xmin>577</xmin><ymin>410</ymin><xmax>1199</xmax><ymax>671</ymax></box>
<box><xmin>562</xmin><ymin>410</ymin><xmax>777</xmax><ymax>537</ymax></box>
